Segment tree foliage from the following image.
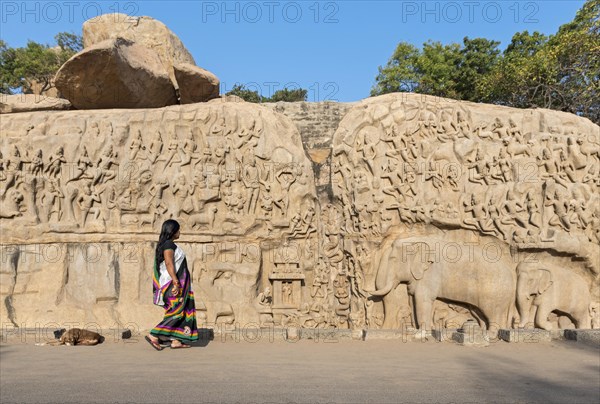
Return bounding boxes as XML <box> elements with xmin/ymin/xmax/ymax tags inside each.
<box><xmin>225</xmin><ymin>84</ymin><xmax>307</xmax><ymax>103</ymax></box>
<box><xmin>0</xmin><ymin>32</ymin><xmax>82</xmax><ymax>95</ymax></box>
<box><xmin>371</xmin><ymin>37</ymin><xmax>499</xmax><ymax>100</ymax></box>
<box><xmin>372</xmin><ymin>0</ymin><xmax>600</xmax><ymax>123</ymax></box>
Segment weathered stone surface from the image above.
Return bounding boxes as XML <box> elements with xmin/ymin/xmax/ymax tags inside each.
<box><xmin>1</xmin><ymin>94</ymin><xmax>71</xmax><ymax>114</ymax></box>
<box><xmin>83</xmin><ymin>13</ymin><xmax>196</xmax><ymax>88</ymax></box>
<box><xmin>0</xmin><ymin>101</ymin><xmax>315</xmax><ymax>328</ymax></box>
<box><xmin>1</xmin><ymin>93</ymin><xmax>599</xmax><ymax>335</ymax></box>
<box><xmin>263</xmin><ymin>102</ymin><xmax>353</xmax><ymax>189</ymax></box>
<box><xmin>452</xmin><ymin>320</ymin><xmax>489</xmax><ymax>346</ymax></box>
<box><xmin>174</xmin><ymin>63</ymin><xmax>220</xmax><ymax>103</ymax></box>
<box><xmin>498</xmin><ymin>328</ymin><xmax>553</xmax><ymax>343</ymax></box>
<box><xmin>54</xmin><ymin>38</ymin><xmax>177</xmax><ymax>109</ymax></box>
<box><xmin>564</xmin><ymin>329</ymin><xmax>600</xmax><ymax>346</ymax></box>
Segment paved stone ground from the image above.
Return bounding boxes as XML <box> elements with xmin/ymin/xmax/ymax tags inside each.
<box><xmin>1</xmin><ymin>336</ymin><xmax>599</xmax><ymax>404</ymax></box>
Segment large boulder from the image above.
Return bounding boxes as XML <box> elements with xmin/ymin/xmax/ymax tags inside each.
<box><xmin>174</xmin><ymin>63</ymin><xmax>220</xmax><ymax>103</ymax></box>
<box><xmin>0</xmin><ymin>94</ymin><xmax>71</xmax><ymax>114</ymax></box>
<box><xmin>54</xmin><ymin>37</ymin><xmax>177</xmax><ymax>109</ymax></box>
<box><xmin>83</xmin><ymin>13</ymin><xmax>195</xmax><ymax>88</ymax></box>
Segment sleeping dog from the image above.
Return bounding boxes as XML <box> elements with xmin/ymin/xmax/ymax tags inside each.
<box><xmin>38</xmin><ymin>328</ymin><xmax>105</xmax><ymax>346</ymax></box>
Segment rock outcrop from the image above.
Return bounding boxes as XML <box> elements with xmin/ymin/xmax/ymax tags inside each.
<box><xmin>1</xmin><ymin>93</ymin><xmax>598</xmax><ymax>333</ymax></box>
<box><xmin>83</xmin><ymin>13</ymin><xmax>196</xmax><ymax>88</ymax></box>
<box><xmin>54</xmin><ymin>37</ymin><xmax>177</xmax><ymax>109</ymax></box>
<box><xmin>0</xmin><ymin>100</ymin><xmax>314</xmax><ymax>328</ymax></box>
<box><xmin>0</xmin><ymin>94</ymin><xmax>71</xmax><ymax>114</ymax></box>
<box><xmin>174</xmin><ymin>63</ymin><xmax>220</xmax><ymax>103</ymax></box>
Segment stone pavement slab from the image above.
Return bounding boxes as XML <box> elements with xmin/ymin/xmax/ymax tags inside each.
<box><xmin>1</xmin><ymin>338</ymin><xmax>599</xmax><ymax>404</ymax></box>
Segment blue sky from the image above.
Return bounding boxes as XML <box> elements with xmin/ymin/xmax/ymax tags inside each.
<box><xmin>0</xmin><ymin>1</ymin><xmax>587</xmax><ymax>102</ymax></box>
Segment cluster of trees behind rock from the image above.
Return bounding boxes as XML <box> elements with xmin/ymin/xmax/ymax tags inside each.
<box><xmin>1</xmin><ymin>0</ymin><xmax>597</xmax><ymax>121</ymax></box>
<box><xmin>372</xmin><ymin>0</ymin><xmax>599</xmax><ymax>124</ymax></box>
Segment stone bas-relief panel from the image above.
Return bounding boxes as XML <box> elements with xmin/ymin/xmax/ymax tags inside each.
<box><xmin>330</xmin><ymin>93</ymin><xmax>600</xmax><ymax>332</ymax></box>
<box><xmin>1</xmin><ymin>93</ymin><xmax>599</xmax><ymax>334</ymax></box>
<box><xmin>0</xmin><ymin>101</ymin><xmax>315</xmax><ymax>242</ymax></box>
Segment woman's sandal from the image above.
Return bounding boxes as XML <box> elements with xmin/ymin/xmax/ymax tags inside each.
<box><xmin>145</xmin><ymin>335</ymin><xmax>164</xmax><ymax>351</ymax></box>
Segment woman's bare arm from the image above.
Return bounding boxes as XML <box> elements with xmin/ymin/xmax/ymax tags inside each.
<box><xmin>164</xmin><ymin>249</ymin><xmax>181</xmax><ymax>294</ymax></box>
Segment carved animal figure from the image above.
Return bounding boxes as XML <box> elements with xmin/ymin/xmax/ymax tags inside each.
<box><xmin>367</xmin><ymin>237</ymin><xmax>516</xmax><ymax>331</ymax></box>
<box><xmin>189</xmin><ymin>206</ymin><xmax>218</xmax><ymax>230</ymax></box>
<box><xmin>516</xmin><ymin>262</ymin><xmax>592</xmax><ymax>330</ymax></box>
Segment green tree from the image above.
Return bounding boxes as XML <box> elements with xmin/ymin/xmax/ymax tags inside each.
<box><xmin>226</xmin><ymin>84</ymin><xmax>309</xmax><ymax>103</ymax></box>
<box><xmin>477</xmin><ymin>31</ymin><xmax>553</xmax><ymax>108</ymax></box>
<box><xmin>225</xmin><ymin>84</ymin><xmax>264</xmax><ymax>103</ymax></box>
<box><xmin>549</xmin><ymin>0</ymin><xmax>599</xmax><ymax>122</ymax></box>
<box><xmin>372</xmin><ymin>0</ymin><xmax>599</xmax><ymax>123</ymax></box>
<box><xmin>455</xmin><ymin>37</ymin><xmax>500</xmax><ymax>100</ymax></box>
<box><xmin>370</xmin><ymin>38</ymin><xmax>496</xmax><ymax>100</ymax></box>
<box><xmin>268</xmin><ymin>87</ymin><xmax>307</xmax><ymax>102</ymax></box>
<box><xmin>370</xmin><ymin>42</ymin><xmax>422</xmax><ymax>96</ymax></box>
<box><xmin>0</xmin><ymin>32</ymin><xmax>82</xmax><ymax>95</ymax></box>
<box><xmin>55</xmin><ymin>32</ymin><xmax>83</xmax><ymax>53</ymax></box>
<box><xmin>415</xmin><ymin>41</ymin><xmax>461</xmax><ymax>98</ymax></box>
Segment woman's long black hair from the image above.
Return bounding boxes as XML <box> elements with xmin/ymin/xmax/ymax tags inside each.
<box><xmin>155</xmin><ymin>219</ymin><xmax>180</xmax><ymax>266</ymax></box>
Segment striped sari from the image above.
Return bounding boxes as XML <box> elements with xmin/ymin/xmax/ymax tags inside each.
<box><xmin>151</xmin><ymin>243</ymin><xmax>199</xmax><ymax>343</ymax></box>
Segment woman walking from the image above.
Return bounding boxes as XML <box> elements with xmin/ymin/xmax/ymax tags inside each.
<box><xmin>146</xmin><ymin>219</ymin><xmax>198</xmax><ymax>350</ymax></box>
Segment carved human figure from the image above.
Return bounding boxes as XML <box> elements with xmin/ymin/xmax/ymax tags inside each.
<box><xmin>436</xmin><ymin>110</ymin><xmax>458</xmax><ymax>141</ymax></box>
<box><xmin>537</xmin><ymin>148</ymin><xmax>568</xmax><ymax>188</ymax></box>
<box><xmin>462</xmin><ymin>194</ymin><xmax>497</xmax><ymax>236</ymax></box>
<box><xmin>30</xmin><ymin>149</ymin><xmax>44</xmax><ymax>176</ymax></box>
<box><xmin>129</xmin><ymin>130</ymin><xmax>144</xmax><ymax>161</ymax></box>
<box><xmin>568</xmin><ymin>188</ymin><xmax>589</xmax><ymax>229</ymax></box>
<box><xmin>147</xmin><ymin>130</ymin><xmax>163</xmax><ymax>164</ymax></box>
<box><xmin>148</xmin><ymin>177</ymin><xmax>170</xmax><ymax>219</ymax></box>
<box><xmin>272</xmin><ymin>165</ymin><xmax>297</xmax><ymax>217</ymax></box>
<box><xmin>0</xmin><ymin>189</ymin><xmax>24</xmax><ymax>218</ymax></box>
<box><xmin>566</xmin><ymin>137</ymin><xmax>587</xmax><ymax>169</ymax></box>
<box><xmin>2</xmin><ymin>146</ymin><xmax>25</xmax><ymax>198</ymax></box>
<box><xmin>40</xmin><ymin>178</ymin><xmax>64</xmax><ymax>222</ymax></box>
<box><xmin>488</xmin><ymin>199</ymin><xmax>508</xmax><ymax>240</ymax></box>
<box><xmin>77</xmin><ymin>183</ymin><xmax>102</xmax><ymax>226</ymax></box>
<box><xmin>282</xmin><ymin>283</ymin><xmax>292</xmax><ymax>305</ymax></box>
<box><xmin>93</xmin><ymin>145</ymin><xmax>118</xmax><ymax>185</ymax></box>
<box><xmin>164</xmin><ymin>132</ymin><xmax>180</xmax><ymax>168</ymax></box>
<box><xmin>171</xmin><ymin>173</ymin><xmax>195</xmax><ymax>216</ymax></box>
<box><xmin>456</xmin><ymin>111</ymin><xmax>473</xmax><ymax>139</ymax></box>
<box><xmin>241</xmin><ymin>152</ymin><xmax>260</xmax><ymax>214</ymax></box>
<box><xmin>500</xmin><ymin>190</ymin><xmax>528</xmax><ymax>228</ymax></box>
<box><xmin>45</xmin><ymin>146</ymin><xmax>66</xmax><ymax>179</ymax></box>
<box><xmin>67</xmin><ymin>146</ymin><xmax>93</xmax><ymax>184</ymax></box>
<box><xmin>545</xmin><ymin>189</ymin><xmax>571</xmax><ymax>232</ymax></box>
<box><xmin>178</xmin><ymin>128</ymin><xmax>196</xmax><ymax>167</ymax></box>
<box><xmin>491</xmin><ymin>118</ymin><xmax>509</xmax><ymax>140</ymax></box>
<box><xmin>526</xmin><ymin>191</ymin><xmax>543</xmax><ymax>229</ymax></box>
<box><xmin>412</xmin><ymin>109</ymin><xmax>437</xmax><ymax>139</ymax></box>
<box><xmin>468</xmin><ymin>147</ymin><xmax>493</xmax><ymax>185</ymax></box>
<box><xmin>507</xmin><ymin>118</ymin><xmax>523</xmax><ymax>141</ymax></box>
<box><xmin>492</xmin><ymin>148</ymin><xmax>513</xmax><ymax>182</ymax></box>
<box><xmin>424</xmin><ymin>161</ymin><xmax>444</xmax><ymax>190</ymax></box>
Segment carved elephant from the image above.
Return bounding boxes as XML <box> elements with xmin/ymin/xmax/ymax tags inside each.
<box><xmin>367</xmin><ymin>237</ymin><xmax>516</xmax><ymax>330</ymax></box>
<box><xmin>516</xmin><ymin>262</ymin><xmax>591</xmax><ymax>330</ymax></box>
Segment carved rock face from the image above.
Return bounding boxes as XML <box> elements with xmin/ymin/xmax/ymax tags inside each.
<box><xmin>83</xmin><ymin>13</ymin><xmax>196</xmax><ymax>89</ymax></box>
<box><xmin>0</xmin><ymin>101</ymin><xmax>315</xmax><ymax>327</ymax></box>
<box><xmin>0</xmin><ymin>95</ymin><xmax>72</xmax><ymax>114</ymax></box>
<box><xmin>1</xmin><ymin>93</ymin><xmax>599</xmax><ymax>332</ymax></box>
<box><xmin>54</xmin><ymin>38</ymin><xmax>178</xmax><ymax>110</ymax></box>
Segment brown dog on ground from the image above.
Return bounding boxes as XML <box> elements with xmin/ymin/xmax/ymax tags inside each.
<box><xmin>39</xmin><ymin>328</ymin><xmax>105</xmax><ymax>346</ymax></box>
